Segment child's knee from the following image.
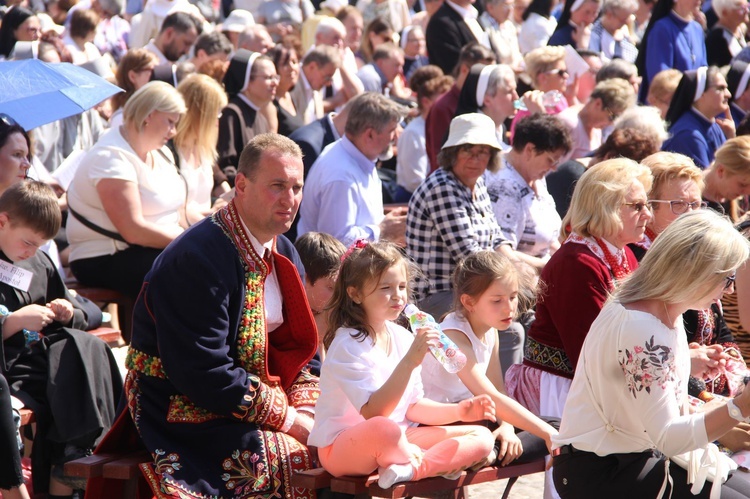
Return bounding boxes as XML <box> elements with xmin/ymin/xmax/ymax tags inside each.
<box><xmin>369</xmin><ymin>416</ymin><xmax>404</xmax><ymax>443</ymax></box>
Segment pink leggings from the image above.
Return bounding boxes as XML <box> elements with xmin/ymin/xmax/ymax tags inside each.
<box><xmin>318</xmin><ymin>416</ymin><xmax>494</xmax><ymax>480</ymax></box>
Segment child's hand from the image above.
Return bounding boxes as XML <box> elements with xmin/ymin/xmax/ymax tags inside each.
<box><xmin>457</xmin><ymin>394</ymin><xmax>496</xmax><ymax>423</ymax></box>
<box><xmin>47</xmin><ymin>299</ymin><xmax>74</xmax><ymax>324</ymax></box>
<box><xmin>404</xmin><ymin>326</ymin><xmax>440</xmax><ymax>368</ymax></box>
<box><xmin>492</xmin><ymin>423</ymin><xmax>523</xmax><ymax>466</ymax></box>
<box><xmin>11</xmin><ymin>304</ymin><xmax>56</xmax><ymax>332</ymax></box>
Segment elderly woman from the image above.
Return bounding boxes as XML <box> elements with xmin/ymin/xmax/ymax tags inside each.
<box><xmin>661</xmin><ymin>67</ymin><xmax>732</xmax><ymax>170</ymax></box>
<box><xmin>588</xmin><ymin>0</ymin><xmax>639</xmax><ymax>62</ymax></box>
<box><xmin>218</xmin><ymin>49</ymin><xmax>278</xmax><ymax>185</ymax></box>
<box><xmin>485</xmin><ymin>113</ymin><xmax>571</xmax><ymax>269</ymax></box>
<box><xmin>552</xmin><ymin>210</ymin><xmax>750</xmax><ymax>498</ymax></box>
<box><xmin>456</xmin><ymin>64</ymin><xmax>519</xmax><ymax>146</ymax></box>
<box><xmin>407</xmin><ymin>113</ymin><xmax>514</xmax><ymax>319</ymax></box>
<box><xmin>67</xmin><ymin>81</ymin><xmax>187</xmax><ymax>300</ymax></box>
<box><xmin>646</xmin><ymin>68</ymin><xmax>682</xmax><ymax>118</ymax></box>
<box><xmin>706</xmin><ymin>0</ymin><xmax>748</xmax><ymax>67</ymax></box>
<box><xmin>506</xmin><ymin>158</ymin><xmax>653</xmax><ymax>419</ymax></box>
<box><xmin>548</xmin><ymin>0</ymin><xmax>601</xmax><ymax>48</ymax></box>
<box><xmin>173</xmin><ymin>74</ymin><xmax>228</xmax><ymax>225</ymax></box>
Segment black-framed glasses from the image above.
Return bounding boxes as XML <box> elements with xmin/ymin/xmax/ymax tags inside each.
<box><xmin>648</xmin><ymin>199</ymin><xmax>708</xmax><ymax>215</ymax></box>
<box><xmin>623</xmin><ymin>201</ymin><xmax>652</xmax><ymax>213</ymax></box>
<box><xmin>0</xmin><ymin>114</ymin><xmax>18</xmax><ymax>129</ymax></box>
<box><xmin>725</xmin><ymin>272</ymin><xmax>736</xmax><ymax>290</ymax></box>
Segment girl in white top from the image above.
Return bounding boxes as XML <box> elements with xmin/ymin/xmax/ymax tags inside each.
<box><xmin>422</xmin><ymin>251</ymin><xmax>558</xmax><ymax>466</ymax></box>
<box><xmin>308</xmin><ymin>241</ymin><xmax>496</xmax><ymax>489</ymax></box>
<box><xmin>552</xmin><ymin>210</ymin><xmax>750</xmax><ymax>498</ymax></box>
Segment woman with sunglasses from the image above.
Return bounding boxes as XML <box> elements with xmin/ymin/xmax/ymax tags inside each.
<box><xmin>552</xmin><ymin>210</ymin><xmax>750</xmax><ymax>498</ymax></box>
<box><xmin>506</xmin><ymin>158</ymin><xmax>652</xmax><ymax>423</ymax></box>
<box><xmin>661</xmin><ymin>67</ymin><xmax>732</xmax><ymax>170</ymax></box>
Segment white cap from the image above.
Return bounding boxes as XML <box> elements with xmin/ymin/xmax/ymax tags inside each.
<box><xmin>221</xmin><ymin>9</ymin><xmax>255</xmax><ymax>33</ymax></box>
<box><xmin>442</xmin><ymin>113</ymin><xmax>502</xmax><ymax>151</ymax></box>
<box><xmin>320</xmin><ymin>0</ymin><xmax>348</xmax><ymax>12</ymax></box>
<box><xmin>37</xmin><ymin>13</ymin><xmax>65</xmax><ymax>36</ymax></box>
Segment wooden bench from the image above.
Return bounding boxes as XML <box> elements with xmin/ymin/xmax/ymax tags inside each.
<box><xmin>292</xmin><ymin>460</ymin><xmax>546</xmax><ymax>499</ymax></box>
<box><xmin>64</xmin><ymin>450</ymin><xmax>152</xmax><ymax>498</ymax></box>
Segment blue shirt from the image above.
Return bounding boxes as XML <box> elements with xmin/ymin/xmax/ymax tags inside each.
<box><xmin>356</xmin><ymin>63</ymin><xmax>387</xmax><ymax>94</ymax></box>
<box><xmin>297</xmin><ymin>136</ymin><xmax>384</xmax><ymax>245</ymax></box>
<box><xmin>661</xmin><ymin>108</ymin><xmax>726</xmax><ymax>169</ymax></box>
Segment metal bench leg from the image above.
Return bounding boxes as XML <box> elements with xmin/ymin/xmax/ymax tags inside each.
<box><xmin>501</xmin><ymin>476</ymin><xmax>519</xmax><ymax>499</ymax></box>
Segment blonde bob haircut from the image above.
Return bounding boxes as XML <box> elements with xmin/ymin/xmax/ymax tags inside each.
<box><xmin>523</xmin><ymin>46</ymin><xmax>566</xmax><ymax>87</ymax></box>
<box><xmin>641</xmin><ymin>151</ymin><xmax>704</xmax><ymax>199</ymax></box>
<box><xmin>714</xmin><ymin>135</ymin><xmax>750</xmax><ymax>177</ymax></box>
<box><xmin>615</xmin><ymin>210</ymin><xmax>749</xmax><ymax>305</ymax></box>
<box><xmin>561</xmin><ymin>158</ymin><xmax>653</xmax><ymax>240</ymax></box>
<box><xmin>175</xmin><ymin>74</ymin><xmax>228</xmax><ymax>166</ymax></box>
<box><xmin>123</xmin><ymin>81</ymin><xmax>187</xmax><ymax>132</ymax></box>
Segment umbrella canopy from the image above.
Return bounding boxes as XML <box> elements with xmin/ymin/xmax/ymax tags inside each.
<box><xmin>0</xmin><ymin>59</ymin><xmax>123</xmax><ymax>131</ymax></box>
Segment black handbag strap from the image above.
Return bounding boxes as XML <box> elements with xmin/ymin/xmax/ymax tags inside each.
<box><xmin>68</xmin><ymin>205</ymin><xmax>127</xmax><ymax>243</ymax></box>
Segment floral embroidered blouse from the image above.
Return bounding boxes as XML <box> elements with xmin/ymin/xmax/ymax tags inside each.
<box><xmin>552</xmin><ymin>301</ymin><xmax>709</xmax><ymax>457</ymax></box>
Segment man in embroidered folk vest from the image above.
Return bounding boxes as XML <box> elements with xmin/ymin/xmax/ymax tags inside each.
<box><xmin>105</xmin><ymin>134</ymin><xmax>320</xmax><ymax>499</ymax></box>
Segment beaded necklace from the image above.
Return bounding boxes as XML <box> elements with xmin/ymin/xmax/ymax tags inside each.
<box><xmin>593</xmin><ymin>236</ymin><xmax>631</xmax><ymax>281</ymax></box>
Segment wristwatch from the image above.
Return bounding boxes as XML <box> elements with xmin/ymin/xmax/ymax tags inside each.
<box><xmin>726</xmin><ymin>398</ymin><xmax>750</xmax><ymax>423</ymax></box>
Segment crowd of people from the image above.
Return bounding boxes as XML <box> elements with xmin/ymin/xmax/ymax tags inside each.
<box><xmin>3</xmin><ymin>0</ymin><xmax>750</xmax><ymax>496</ymax></box>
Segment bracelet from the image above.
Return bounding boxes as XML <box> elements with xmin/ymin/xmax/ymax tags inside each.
<box><xmin>726</xmin><ymin>399</ymin><xmax>750</xmax><ymax>423</ymax></box>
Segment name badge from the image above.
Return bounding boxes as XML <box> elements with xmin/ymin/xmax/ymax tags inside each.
<box><xmin>0</xmin><ymin>261</ymin><xmax>32</xmax><ymax>292</ymax></box>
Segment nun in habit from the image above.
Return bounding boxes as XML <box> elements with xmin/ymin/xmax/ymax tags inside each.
<box><xmin>217</xmin><ymin>49</ymin><xmax>279</xmax><ymax>186</ymax></box>
<box><xmin>726</xmin><ymin>60</ymin><xmax>750</xmax><ymax>128</ymax></box>
<box><xmin>661</xmin><ymin>66</ymin><xmax>732</xmax><ymax>169</ymax></box>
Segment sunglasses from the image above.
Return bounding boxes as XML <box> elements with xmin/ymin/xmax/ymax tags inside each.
<box><xmin>623</xmin><ymin>201</ymin><xmax>652</xmax><ymax>213</ymax></box>
<box><xmin>545</xmin><ymin>69</ymin><xmax>569</xmax><ymax>78</ymax></box>
<box><xmin>0</xmin><ymin>114</ymin><xmax>18</xmax><ymax>128</ymax></box>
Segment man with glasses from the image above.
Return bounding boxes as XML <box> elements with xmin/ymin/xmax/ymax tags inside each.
<box><xmin>557</xmin><ymin>78</ymin><xmax>635</xmax><ymax>162</ymax></box>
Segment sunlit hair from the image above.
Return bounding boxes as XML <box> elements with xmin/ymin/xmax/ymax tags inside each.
<box><xmin>113</xmin><ymin>48</ymin><xmax>160</xmax><ymax>111</ymax></box>
<box><xmin>451</xmin><ymin>251</ymin><xmax>521</xmax><ymax>318</ymax></box>
<box><xmin>345</xmin><ymin>93</ymin><xmax>406</xmax><ymax>137</ymax></box>
<box><xmin>123</xmin><ymin>81</ymin><xmax>187</xmax><ymax>132</ymax></box>
<box><xmin>523</xmin><ymin>46</ymin><xmax>565</xmax><ymax>86</ymax></box>
<box><xmin>590</xmin><ymin>77</ymin><xmax>635</xmax><ymax>115</ymax></box>
<box><xmin>647</xmin><ymin>68</ymin><xmax>681</xmax><ymax>109</ymax></box>
<box><xmin>323</xmin><ymin>242</ymin><xmax>410</xmax><ymax>349</ymax></box>
<box><xmin>589</xmin><ymin>127</ymin><xmax>659</xmax><ymax>166</ymax></box>
<box><xmin>641</xmin><ymin>151</ymin><xmax>704</xmax><ymax>199</ymax></box>
<box><xmin>0</xmin><ymin>181</ymin><xmax>61</xmax><ymax>239</ymax></box>
<box><xmin>714</xmin><ymin>136</ymin><xmax>750</xmax><ymax>177</ymax></box>
<box><xmin>561</xmin><ymin>158</ymin><xmax>653</xmax><ymax>239</ymax></box>
<box><xmin>174</xmin><ymin>74</ymin><xmax>228</xmax><ymax>166</ymax></box>
<box><xmin>613</xmin><ymin>105</ymin><xmax>668</xmax><ymax>147</ymax></box>
<box><xmin>295</xmin><ymin>232</ymin><xmax>346</xmax><ymax>284</ymax></box>
<box><xmin>615</xmin><ymin>210</ymin><xmax>749</xmax><ymax>305</ymax></box>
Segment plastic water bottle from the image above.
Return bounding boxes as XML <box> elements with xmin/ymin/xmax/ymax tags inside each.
<box><xmin>513</xmin><ymin>90</ymin><xmax>563</xmax><ymax>111</ymax></box>
<box><xmin>403</xmin><ymin>304</ymin><xmax>467</xmax><ymax>373</ymax></box>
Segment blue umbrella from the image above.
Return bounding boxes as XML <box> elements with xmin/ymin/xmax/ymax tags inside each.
<box><xmin>0</xmin><ymin>59</ymin><xmax>123</xmax><ymax>131</ymax></box>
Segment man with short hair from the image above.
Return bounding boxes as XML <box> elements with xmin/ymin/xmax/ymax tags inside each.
<box><xmin>189</xmin><ymin>30</ymin><xmax>232</xmax><ymax>69</ymax></box>
<box><xmin>292</xmin><ymin>45</ymin><xmax>342</xmax><ymax>124</ymax></box>
<box><xmin>238</xmin><ymin>24</ymin><xmax>274</xmax><ymax>54</ymax></box>
<box><xmin>356</xmin><ymin>43</ymin><xmax>405</xmax><ymax>94</ymax></box>
<box><xmin>144</xmin><ymin>11</ymin><xmax>201</xmax><ymax>63</ymax></box>
<box><xmin>119</xmin><ymin>134</ymin><xmax>319</xmax><ymax>499</ymax></box>
<box><xmin>298</xmin><ymin>93</ymin><xmax>408</xmax><ymax>246</ymax></box>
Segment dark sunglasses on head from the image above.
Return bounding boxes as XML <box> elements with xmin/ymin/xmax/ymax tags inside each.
<box><xmin>0</xmin><ymin>114</ymin><xmax>19</xmax><ymax>129</ymax></box>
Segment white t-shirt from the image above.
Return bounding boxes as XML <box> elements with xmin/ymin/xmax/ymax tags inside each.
<box><xmin>309</xmin><ymin>321</ymin><xmax>424</xmax><ymax>448</ymax></box>
<box><xmin>178</xmin><ymin>153</ymin><xmax>213</xmax><ymax>217</ymax></box>
<box><xmin>67</xmin><ymin>127</ymin><xmax>185</xmax><ymax>262</ymax></box>
<box><xmin>553</xmin><ymin>301</ymin><xmax>708</xmax><ymax>456</ymax></box>
<box><xmin>396</xmin><ymin>115</ymin><xmax>427</xmax><ymax>193</ymax></box>
<box><xmin>557</xmin><ymin>105</ymin><xmax>602</xmax><ymax>162</ymax></box>
<box><xmin>422</xmin><ymin>312</ymin><xmax>496</xmax><ymax>403</ymax></box>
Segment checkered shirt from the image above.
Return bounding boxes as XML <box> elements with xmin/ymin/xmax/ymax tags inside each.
<box><xmin>406</xmin><ymin>168</ymin><xmax>506</xmax><ymax>300</ymax></box>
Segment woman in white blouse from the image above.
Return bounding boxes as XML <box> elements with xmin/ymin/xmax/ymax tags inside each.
<box><xmin>552</xmin><ymin>210</ymin><xmax>750</xmax><ymax>498</ymax></box>
<box><xmin>67</xmin><ymin>81</ymin><xmax>187</xmax><ymax>299</ymax></box>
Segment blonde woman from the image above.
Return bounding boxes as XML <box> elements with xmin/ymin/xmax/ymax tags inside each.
<box><xmin>174</xmin><ymin>74</ymin><xmax>229</xmax><ymax>225</ymax></box>
<box><xmin>553</xmin><ymin>210</ymin><xmax>750</xmax><ymax>497</ymax></box>
<box><xmin>67</xmin><ymin>81</ymin><xmax>187</xmax><ymax>299</ymax></box>
<box><xmin>704</xmin><ymin>136</ymin><xmax>750</xmax><ymax>220</ymax></box>
<box><xmin>506</xmin><ymin>158</ymin><xmax>653</xmax><ymax>419</ymax></box>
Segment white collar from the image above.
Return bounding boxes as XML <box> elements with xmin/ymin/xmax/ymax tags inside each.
<box><xmin>237</xmin><ymin>93</ymin><xmax>260</xmax><ymax>111</ymax></box>
<box><xmin>447</xmin><ymin>0</ymin><xmax>478</xmax><ymax>20</ymax></box>
<box><xmin>240</xmin><ymin>217</ymin><xmax>274</xmax><ymax>256</ymax></box>
<box><xmin>300</xmin><ymin>68</ymin><xmax>313</xmax><ymax>94</ymax></box>
<box><xmin>327</xmin><ymin>113</ymin><xmax>341</xmax><ymax>140</ymax></box>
